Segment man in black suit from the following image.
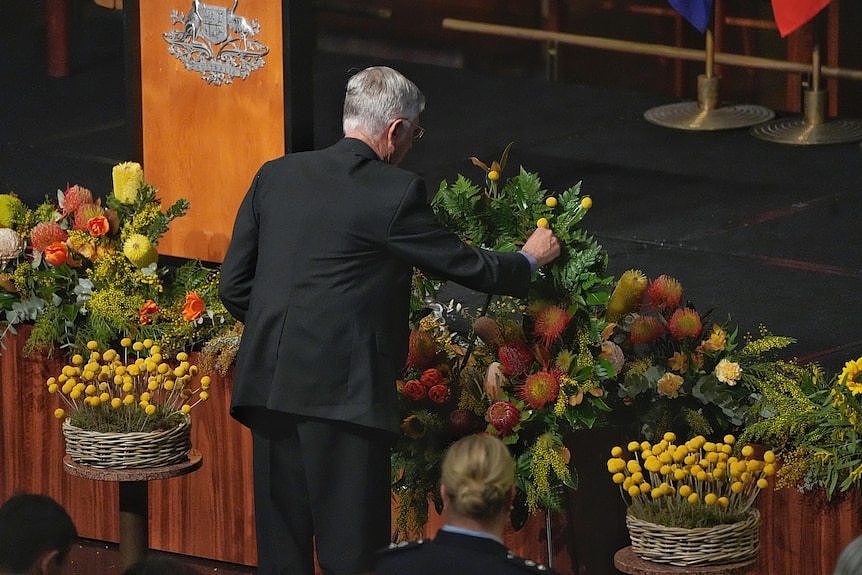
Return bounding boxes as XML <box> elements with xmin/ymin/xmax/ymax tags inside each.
<box><xmin>219</xmin><ymin>66</ymin><xmax>560</xmax><ymax>575</ymax></box>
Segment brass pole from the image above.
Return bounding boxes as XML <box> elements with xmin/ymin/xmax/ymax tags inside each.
<box><xmin>441</xmin><ymin>18</ymin><xmax>862</xmax><ymax>82</ymax></box>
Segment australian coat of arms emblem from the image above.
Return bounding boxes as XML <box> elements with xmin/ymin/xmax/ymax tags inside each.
<box><xmin>163</xmin><ymin>0</ymin><xmax>269</xmax><ymax>85</ymax></box>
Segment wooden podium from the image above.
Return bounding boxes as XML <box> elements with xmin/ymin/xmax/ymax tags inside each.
<box><xmin>125</xmin><ymin>0</ymin><xmax>314</xmax><ymax>262</ymax></box>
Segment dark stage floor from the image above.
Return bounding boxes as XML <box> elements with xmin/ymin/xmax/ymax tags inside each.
<box><xmin>2</xmin><ymin>4</ymin><xmax>862</xmax><ymax>572</ymax></box>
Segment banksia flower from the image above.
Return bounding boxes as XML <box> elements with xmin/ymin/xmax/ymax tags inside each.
<box><xmin>123</xmin><ymin>233</ymin><xmax>158</xmax><ymax>268</ymax></box>
<box><xmin>497</xmin><ymin>339</ymin><xmax>534</xmax><ymax>376</ymax></box>
<box><xmin>518</xmin><ymin>369</ymin><xmax>562</xmax><ymax>409</ymax></box>
<box><xmin>405</xmin><ymin>329</ymin><xmax>437</xmax><ymax>370</ymax></box>
<box><xmin>606</xmin><ymin>269</ymin><xmax>648</xmax><ymax>321</ymax></box>
<box><xmin>61</xmin><ymin>185</ymin><xmax>93</xmax><ymax>217</ymax></box>
<box><xmin>646</xmin><ymin>274</ymin><xmax>682</xmax><ymax>312</ymax></box>
<box><xmin>532</xmin><ymin>304</ymin><xmax>572</xmax><ymax>348</ymax></box>
<box><xmin>629</xmin><ymin>315</ymin><xmax>666</xmax><ymax>344</ymax></box>
<box><xmin>0</xmin><ymin>194</ymin><xmax>24</xmax><ymax>227</ymax></box>
<box><xmin>473</xmin><ymin>316</ymin><xmax>504</xmax><ymax>349</ymax></box>
<box><xmin>30</xmin><ymin>222</ymin><xmax>68</xmax><ymax>253</ymax></box>
<box><xmin>449</xmin><ymin>408</ymin><xmax>483</xmax><ymax>436</ymax></box>
<box><xmin>112</xmin><ymin>161</ymin><xmax>144</xmax><ymax>204</ymax></box>
<box><xmin>487</xmin><ymin>400</ymin><xmax>521</xmax><ymax>435</ymax></box>
<box><xmin>668</xmin><ymin>308</ymin><xmax>703</xmax><ymax>340</ymax></box>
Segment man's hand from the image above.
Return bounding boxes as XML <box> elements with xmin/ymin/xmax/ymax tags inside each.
<box><xmin>521</xmin><ymin>227</ymin><xmax>561</xmax><ymax>267</ymax></box>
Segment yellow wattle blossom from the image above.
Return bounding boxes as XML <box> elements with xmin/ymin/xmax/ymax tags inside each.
<box><xmin>112</xmin><ymin>161</ymin><xmax>144</xmax><ymax>204</ymax></box>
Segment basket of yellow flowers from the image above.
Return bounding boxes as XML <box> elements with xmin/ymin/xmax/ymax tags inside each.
<box><xmin>607</xmin><ymin>432</ymin><xmax>774</xmax><ymax>567</ymax></box>
<box><xmin>48</xmin><ymin>337</ymin><xmax>211</xmax><ymax>469</ymax></box>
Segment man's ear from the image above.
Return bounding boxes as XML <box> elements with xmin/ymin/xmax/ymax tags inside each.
<box><xmin>36</xmin><ymin>548</ymin><xmax>68</xmax><ymax>575</ymax></box>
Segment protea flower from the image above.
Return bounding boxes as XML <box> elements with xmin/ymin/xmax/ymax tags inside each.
<box><xmin>112</xmin><ymin>161</ymin><xmax>144</xmax><ymax>205</ymax></box>
<box><xmin>532</xmin><ymin>304</ymin><xmax>572</xmax><ymax>347</ymax></box>
<box><xmin>0</xmin><ymin>194</ymin><xmax>24</xmax><ymax>227</ymax></box>
<box><xmin>518</xmin><ymin>369</ymin><xmax>561</xmax><ymax>409</ymax></box>
<box><xmin>668</xmin><ymin>308</ymin><xmax>703</xmax><ymax>340</ymax></box>
<box><xmin>629</xmin><ymin>315</ymin><xmax>666</xmax><ymax>344</ymax></box>
<box><xmin>30</xmin><ymin>221</ymin><xmax>68</xmax><ymax>253</ymax></box>
<box><xmin>123</xmin><ymin>233</ymin><xmax>158</xmax><ymax>268</ymax></box>
<box><xmin>497</xmin><ymin>339</ymin><xmax>534</xmax><ymax>376</ymax></box>
<box><xmin>606</xmin><ymin>269</ymin><xmax>648</xmax><ymax>321</ymax></box>
<box><xmin>60</xmin><ymin>185</ymin><xmax>93</xmax><ymax>217</ymax></box>
<box><xmin>405</xmin><ymin>329</ymin><xmax>437</xmax><ymax>370</ymax></box>
<box><xmin>487</xmin><ymin>400</ymin><xmax>521</xmax><ymax>435</ymax></box>
<box><xmin>647</xmin><ymin>274</ymin><xmax>683</xmax><ymax>312</ymax></box>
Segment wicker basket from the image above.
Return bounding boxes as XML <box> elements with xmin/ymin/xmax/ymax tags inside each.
<box><xmin>626</xmin><ymin>509</ymin><xmax>760</xmax><ymax>567</ymax></box>
<box><xmin>63</xmin><ymin>417</ymin><xmax>191</xmax><ymax>469</ymax></box>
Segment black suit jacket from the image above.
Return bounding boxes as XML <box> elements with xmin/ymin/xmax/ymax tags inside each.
<box><xmin>219</xmin><ymin>138</ymin><xmax>531</xmax><ymax>433</ymax></box>
<box><xmin>375</xmin><ymin>529</ymin><xmax>558</xmax><ymax>574</ymax></box>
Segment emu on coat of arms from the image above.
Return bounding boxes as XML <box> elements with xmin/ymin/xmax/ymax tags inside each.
<box><xmin>163</xmin><ymin>0</ymin><xmax>269</xmax><ymax>86</ymax></box>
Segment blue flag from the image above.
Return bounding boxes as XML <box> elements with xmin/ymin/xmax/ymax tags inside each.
<box><xmin>667</xmin><ymin>0</ymin><xmax>714</xmax><ymax>33</ymax></box>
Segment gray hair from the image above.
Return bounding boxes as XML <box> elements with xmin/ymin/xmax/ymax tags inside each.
<box><xmin>834</xmin><ymin>535</ymin><xmax>862</xmax><ymax>575</ymax></box>
<box><xmin>342</xmin><ymin>66</ymin><xmax>425</xmax><ymax>137</ymax></box>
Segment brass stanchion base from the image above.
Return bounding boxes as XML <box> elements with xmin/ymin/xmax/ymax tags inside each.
<box><xmin>751</xmin><ymin>118</ymin><xmax>862</xmax><ymax>145</ymax></box>
<box><xmin>644</xmin><ymin>101</ymin><xmax>775</xmax><ymax>131</ymax></box>
<box><xmin>644</xmin><ymin>75</ymin><xmax>774</xmax><ymax>131</ymax></box>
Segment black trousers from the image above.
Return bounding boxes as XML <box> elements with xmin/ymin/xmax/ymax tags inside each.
<box><xmin>251</xmin><ymin>414</ymin><xmax>392</xmax><ymax>575</ymax></box>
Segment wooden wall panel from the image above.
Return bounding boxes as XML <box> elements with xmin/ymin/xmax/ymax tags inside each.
<box><xmin>138</xmin><ymin>0</ymin><xmax>285</xmax><ymax>262</ymax></box>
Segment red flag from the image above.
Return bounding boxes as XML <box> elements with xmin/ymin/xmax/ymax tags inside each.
<box><xmin>771</xmin><ymin>0</ymin><xmax>831</xmax><ymax>37</ymax></box>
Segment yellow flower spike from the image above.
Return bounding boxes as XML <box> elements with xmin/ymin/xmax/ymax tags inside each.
<box><xmin>545</xmin><ymin>196</ymin><xmax>557</xmax><ymax>208</ymax></box>
<box><xmin>741</xmin><ymin>445</ymin><xmax>754</xmax><ymax>457</ymax></box>
<box><xmin>610</xmin><ymin>446</ymin><xmax>623</xmax><ymax>457</ymax></box>
<box><xmin>627</xmin><ymin>485</ymin><xmax>641</xmax><ymax>498</ymax></box>
<box><xmin>536</xmin><ymin>217</ymin><xmax>549</xmax><ymax>229</ymax></box>
<box><xmin>763</xmin><ymin>451</ymin><xmax>776</xmax><ymax>463</ymax></box>
<box><xmin>627</xmin><ymin>441</ymin><xmax>640</xmax><ymax>452</ymax></box>
<box><xmin>123</xmin><ymin>394</ymin><xmax>135</xmax><ymax>406</ymax></box>
<box><xmin>612</xmin><ymin>472</ymin><xmax>625</xmax><ymax>484</ymax></box>
<box><xmin>145</xmin><ymin>404</ymin><xmax>157</xmax><ymax>416</ymax></box>
<box><xmin>580</xmin><ymin>196</ymin><xmax>592</xmax><ymax>209</ymax></box>
<box><xmin>704</xmin><ymin>493</ymin><xmax>718</xmax><ymax>506</ymax></box>
<box><xmin>199</xmin><ymin>392</ymin><xmax>209</xmax><ymax>401</ymax></box>
<box><xmin>54</xmin><ymin>408</ymin><xmax>65</xmax><ymax>419</ymax></box>
<box><xmin>111</xmin><ymin>398</ymin><xmax>122</xmax><ymax>409</ymax></box>
<box><xmin>687</xmin><ymin>492</ymin><xmax>699</xmax><ymax>504</ymax></box>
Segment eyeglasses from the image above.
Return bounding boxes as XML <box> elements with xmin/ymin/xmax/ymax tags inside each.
<box><xmin>401</xmin><ymin>118</ymin><xmax>425</xmax><ymax>142</ymax></box>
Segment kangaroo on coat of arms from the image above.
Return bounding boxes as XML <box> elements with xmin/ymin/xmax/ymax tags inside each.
<box><xmin>163</xmin><ymin>0</ymin><xmax>269</xmax><ymax>86</ymax></box>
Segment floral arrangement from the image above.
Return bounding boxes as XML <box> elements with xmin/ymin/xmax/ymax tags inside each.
<box><xmin>392</xmin><ymin>149</ymin><xmax>615</xmax><ymax>537</ymax></box>
<box><xmin>738</xmin><ymin>356</ymin><xmax>862</xmax><ymax>499</ymax></box>
<box><xmin>600</xmin><ymin>269</ymin><xmax>799</xmax><ymax>440</ymax></box>
<box><xmin>47</xmin><ymin>337</ymin><xmax>211</xmax><ymax>432</ymax></box>
<box><xmin>606</xmin><ymin>432</ymin><xmax>775</xmax><ymax>528</ymax></box>
<box><xmin>0</xmin><ymin>162</ymin><xmax>234</xmax><ymax>358</ymax></box>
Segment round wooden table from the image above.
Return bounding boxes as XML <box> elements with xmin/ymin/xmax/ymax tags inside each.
<box><xmin>64</xmin><ymin>451</ymin><xmax>202</xmax><ymax>571</ymax></box>
<box><xmin>613</xmin><ymin>546</ymin><xmax>757</xmax><ymax>575</ymax></box>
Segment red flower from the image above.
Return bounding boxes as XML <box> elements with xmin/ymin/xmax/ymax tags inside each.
<box><xmin>518</xmin><ymin>369</ymin><xmax>562</xmax><ymax>409</ymax></box>
<box><xmin>401</xmin><ymin>379</ymin><xmax>425</xmax><ymax>401</ymax></box>
<box><xmin>61</xmin><ymin>184</ymin><xmax>93</xmax><ymax>217</ymax></box>
<box><xmin>182</xmin><ymin>292</ymin><xmax>205</xmax><ymax>321</ymax></box>
<box><xmin>138</xmin><ymin>299</ymin><xmax>160</xmax><ymax>325</ymax></box>
<box><xmin>427</xmin><ymin>384</ymin><xmax>450</xmax><ymax>404</ymax></box>
<box><xmin>497</xmin><ymin>340</ymin><xmax>534</xmax><ymax>376</ymax></box>
<box><xmin>420</xmin><ymin>368</ymin><xmax>444</xmax><ymax>388</ymax></box>
<box><xmin>647</xmin><ymin>274</ymin><xmax>683</xmax><ymax>312</ymax></box>
<box><xmin>87</xmin><ymin>215</ymin><xmax>110</xmax><ymax>237</ymax></box>
<box><xmin>44</xmin><ymin>241</ymin><xmax>68</xmax><ymax>267</ymax></box>
<box><xmin>30</xmin><ymin>222</ymin><xmax>68</xmax><ymax>253</ymax></box>
<box><xmin>629</xmin><ymin>315</ymin><xmax>666</xmax><ymax>344</ymax></box>
<box><xmin>487</xmin><ymin>400</ymin><xmax>521</xmax><ymax>435</ymax></box>
<box><xmin>532</xmin><ymin>304</ymin><xmax>572</xmax><ymax>347</ymax></box>
<box><xmin>668</xmin><ymin>308</ymin><xmax>703</xmax><ymax>340</ymax></box>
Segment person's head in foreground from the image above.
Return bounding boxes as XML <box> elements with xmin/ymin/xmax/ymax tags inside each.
<box><xmin>342</xmin><ymin>65</ymin><xmax>425</xmax><ymax>166</ymax></box>
<box><xmin>441</xmin><ymin>433</ymin><xmax>516</xmax><ymax>535</ymax></box>
<box><xmin>0</xmin><ymin>493</ymin><xmax>77</xmax><ymax>575</ymax></box>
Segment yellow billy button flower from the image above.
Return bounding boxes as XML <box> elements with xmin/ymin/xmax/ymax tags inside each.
<box><xmin>704</xmin><ymin>493</ymin><xmax>718</xmax><ymax>506</ymax></box>
<box><xmin>132</xmin><ymin>341</ymin><xmax>144</xmax><ymax>352</ymax></box>
<box><xmin>763</xmin><ymin>450</ymin><xmax>776</xmax><ymax>464</ymax></box>
<box><xmin>69</xmin><ymin>389</ymin><xmax>82</xmax><ymax>400</ymax></box>
<box><xmin>487</xmin><ymin>170</ymin><xmax>500</xmax><ymax>181</ymax></box>
<box><xmin>687</xmin><ymin>493</ymin><xmax>699</xmax><ymax>504</ymax></box>
<box><xmin>176</xmin><ymin>351</ymin><xmax>189</xmax><ymax>362</ymax></box>
<box><xmin>631</xmin><ymin>472</ymin><xmax>644</xmax><ymax>483</ymax></box>
<box><xmin>536</xmin><ymin>217</ymin><xmax>549</xmax><ymax>229</ymax></box>
<box><xmin>145</xmin><ymin>404</ymin><xmax>157</xmax><ymax>416</ymax></box>
<box><xmin>580</xmin><ymin>196</ymin><xmax>592</xmax><ymax>209</ymax></box>
<box><xmin>61</xmin><ymin>382</ymin><xmax>74</xmax><ymax>395</ymax></box>
<box><xmin>181</xmin><ymin>404</ymin><xmax>192</xmax><ymax>414</ymax></box>
<box><xmin>545</xmin><ymin>196</ymin><xmax>557</xmax><ymax>208</ymax></box>
<box><xmin>741</xmin><ymin>445</ymin><xmax>754</xmax><ymax>457</ymax></box>
<box><xmin>111</xmin><ymin>398</ymin><xmax>122</xmax><ymax>409</ymax></box>
<box><xmin>163</xmin><ymin>380</ymin><xmax>175</xmax><ymax>391</ymax></box>
<box><xmin>85</xmin><ymin>384</ymin><xmax>97</xmax><ymax>396</ymax></box>
<box><xmin>644</xmin><ymin>456</ymin><xmax>661</xmax><ymax>473</ymax></box>
<box><xmin>140</xmin><ymin>392</ymin><xmax>151</xmax><ymax>403</ymax></box>
<box><xmin>718</xmin><ymin>497</ymin><xmax>730</xmax><ymax>508</ymax></box>
<box><xmin>199</xmin><ymin>392</ymin><xmax>209</xmax><ymax>401</ymax></box>
<box><xmin>120</xmin><ymin>337</ymin><xmax>132</xmax><ymax>348</ymax></box>
<box><xmin>201</xmin><ymin>375</ymin><xmax>212</xmax><ymax>389</ymax></box>
<box><xmin>99</xmin><ymin>392</ymin><xmax>110</xmax><ymax>403</ymax></box>
<box><xmin>143</xmin><ymin>339</ymin><xmax>154</xmax><ymax>349</ymax></box>
<box><xmin>612</xmin><ymin>472</ymin><xmax>625</xmax><ymax>484</ymax></box>
<box><xmin>678</xmin><ymin>485</ymin><xmax>692</xmax><ymax>498</ymax></box>
<box><xmin>610</xmin><ymin>446</ymin><xmax>623</xmax><ymax>457</ymax></box>
<box><xmin>71</xmin><ymin>354</ymin><xmax>84</xmax><ymax>366</ymax></box>
<box><xmin>48</xmin><ymin>383</ymin><xmax>59</xmax><ymax>394</ymax></box>
<box><xmin>763</xmin><ymin>463</ymin><xmax>776</xmax><ymax>477</ymax></box>
<box><xmin>627</xmin><ymin>441</ymin><xmax>640</xmax><ymax>452</ymax></box>
<box><xmin>663</xmin><ymin>432</ymin><xmax>676</xmax><ymax>443</ymax></box>
<box><xmin>724</xmin><ymin>434</ymin><xmax>736</xmax><ymax>445</ymax></box>
<box><xmin>54</xmin><ymin>408</ymin><xmax>66</xmax><ymax>419</ymax></box>
<box><xmin>627</xmin><ymin>485</ymin><xmax>641</xmax><ymax>498</ymax></box>
<box><xmin>123</xmin><ymin>394</ymin><xmax>135</xmax><ymax>406</ymax></box>
<box><xmin>86</xmin><ymin>340</ymin><xmax>99</xmax><ymax>351</ymax></box>
<box><xmin>757</xmin><ymin>478</ymin><xmax>769</xmax><ymax>489</ymax></box>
